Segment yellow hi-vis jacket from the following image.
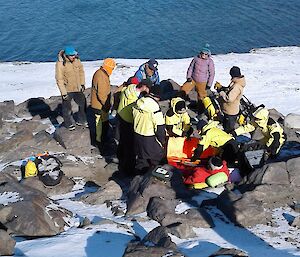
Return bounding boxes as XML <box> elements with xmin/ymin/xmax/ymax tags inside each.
<box><xmin>165</xmin><ymin>97</ymin><xmax>191</xmax><ymax>137</ymax></box>
<box><xmin>117</xmin><ymin>84</ymin><xmax>139</xmax><ymax>123</ymax></box>
<box><xmin>199</xmin><ymin>121</ymin><xmax>234</xmax><ymax>151</ymax></box>
<box><xmin>234</xmin><ymin>117</ymin><xmax>285</xmax><ymax>154</ymax></box>
<box><xmin>132</xmin><ymin>95</ymin><xmax>165</xmax><ymax>137</ymax></box>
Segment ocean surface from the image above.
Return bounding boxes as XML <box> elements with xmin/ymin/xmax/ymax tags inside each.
<box><xmin>1</xmin><ymin>0</ymin><xmax>300</xmax><ymax>62</ymax></box>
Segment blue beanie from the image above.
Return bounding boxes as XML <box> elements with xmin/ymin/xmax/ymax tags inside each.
<box><xmin>200</xmin><ymin>43</ymin><xmax>211</xmax><ymax>55</ymax></box>
<box><xmin>64</xmin><ymin>46</ymin><xmax>78</xmax><ymax>56</ymax></box>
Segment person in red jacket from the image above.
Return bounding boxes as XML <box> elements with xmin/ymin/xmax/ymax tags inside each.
<box><xmin>183</xmin><ymin>156</ymin><xmax>229</xmax><ymax>185</ymax></box>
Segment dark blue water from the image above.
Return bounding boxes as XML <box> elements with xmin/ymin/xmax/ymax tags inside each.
<box><xmin>1</xmin><ymin>0</ymin><xmax>299</xmax><ymax>62</ymax></box>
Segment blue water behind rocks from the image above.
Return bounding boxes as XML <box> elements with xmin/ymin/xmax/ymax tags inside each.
<box><xmin>1</xmin><ymin>0</ymin><xmax>299</xmax><ymax>62</ymax></box>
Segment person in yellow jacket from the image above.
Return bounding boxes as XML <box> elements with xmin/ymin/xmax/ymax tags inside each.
<box><xmin>191</xmin><ymin>119</ymin><xmax>245</xmax><ymax>170</ymax></box>
<box><xmin>91</xmin><ymin>58</ymin><xmax>116</xmax><ymax>152</ymax></box>
<box><xmin>117</xmin><ymin>79</ymin><xmax>152</xmax><ymax>176</ymax></box>
<box><xmin>232</xmin><ymin>106</ymin><xmax>286</xmax><ymax>158</ymax></box>
<box><xmin>165</xmin><ymin>97</ymin><xmax>193</xmax><ymax>137</ymax></box>
<box><xmin>55</xmin><ymin>46</ymin><xmax>87</xmax><ymax>131</ymax></box>
<box><xmin>132</xmin><ymin>87</ymin><xmax>166</xmax><ymax>175</ymax></box>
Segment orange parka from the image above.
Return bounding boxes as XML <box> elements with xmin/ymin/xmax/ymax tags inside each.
<box><xmin>55</xmin><ymin>50</ymin><xmax>85</xmax><ymax>96</ymax></box>
<box><xmin>91</xmin><ymin>67</ymin><xmax>111</xmax><ymax>111</ymax></box>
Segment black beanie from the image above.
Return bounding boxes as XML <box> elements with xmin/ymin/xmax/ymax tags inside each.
<box><xmin>230</xmin><ymin>66</ymin><xmax>241</xmax><ymax>78</ymax></box>
<box><xmin>149</xmin><ymin>85</ymin><xmax>160</xmax><ymax>98</ymax></box>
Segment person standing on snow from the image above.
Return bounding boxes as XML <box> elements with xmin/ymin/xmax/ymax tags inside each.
<box><xmin>55</xmin><ymin>46</ymin><xmax>87</xmax><ymax>131</ymax></box>
<box><xmin>217</xmin><ymin>66</ymin><xmax>246</xmax><ymax>133</ymax></box>
<box><xmin>132</xmin><ymin>87</ymin><xmax>166</xmax><ymax>175</ymax></box>
<box><xmin>181</xmin><ymin>44</ymin><xmax>215</xmax><ymax>114</ymax></box>
<box><xmin>117</xmin><ymin>79</ymin><xmax>152</xmax><ymax>176</ymax></box>
<box><xmin>91</xmin><ymin>58</ymin><xmax>116</xmax><ymax>153</ymax></box>
<box><xmin>134</xmin><ymin>58</ymin><xmax>160</xmax><ymax>86</ymax></box>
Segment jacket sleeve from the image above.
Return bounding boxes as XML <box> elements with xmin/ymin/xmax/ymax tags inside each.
<box><xmin>267</xmin><ymin>132</ymin><xmax>281</xmax><ymax>155</ymax></box>
<box><xmin>79</xmin><ymin>61</ymin><xmax>85</xmax><ymax>86</ymax></box>
<box><xmin>234</xmin><ymin>123</ymin><xmax>256</xmax><ymax>136</ymax></box>
<box><xmin>186</xmin><ymin>59</ymin><xmax>195</xmax><ymax>79</ymax></box>
<box><xmin>207</xmin><ymin>58</ymin><xmax>215</xmax><ymax>87</ymax></box>
<box><xmin>182</xmin><ymin>113</ymin><xmax>191</xmax><ymax>132</ymax></box>
<box><xmin>153</xmin><ymin>110</ymin><xmax>166</xmax><ymax>145</ymax></box>
<box><xmin>134</xmin><ymin>67</ymin><xmax>143</xmax><ymax>82</ymax></box>
<box><xmin>94</xmin><ymin>72</ymin><xmax>111</xmax><ymax>110</ymax></box>
<box><xmin>55</xmin><ymin>62</ymin><xmax>67</xmax><ymax>96</ymax></box>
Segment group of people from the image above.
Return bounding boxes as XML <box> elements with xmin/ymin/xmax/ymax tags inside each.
<box><xmin>55</xmin><ymin>44</ymin><xmax>286</xmax><ymax>178</ymax></box>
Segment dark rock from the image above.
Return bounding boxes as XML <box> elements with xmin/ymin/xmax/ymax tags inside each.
<box><xmin>167</xmin><ymin>222</ymin><xmax>196</xmax><ymax>239</ymax></box>
<box><xmin>216</xmin><ymin>189</ymin><xmax>271</xmax><ymax>227</ymax></box>
<box><xmin>0</xmin><ymin>173</ymin><xmax>73</xmax><ymax>237</ymax></box>
<box><xmin>20</xmin><ymin>175</ymin><xmax>75</xmax><ymax>197</ymax></box>
<box><xmin>79</xmin><ymin>217</ymin><xmax>91</xmax><ymax>228</ymax></box>
<box><xmin>142</xmin><ymin>226</ymin><xmax>177</xmax><ymax>249</ymax></box>
<box><xmin>126</xmin><ymin>165</ymin><xmax>193</xmax><ymax>215</ymax></box>
<box><xmin>0</xmin><ymin>129</ymin><xmax>33</xmax><ymax>154</ymax></box>
<box><xmin>0</xmin><ymin>228</ymin><xmax>16</xmax><ymax>256</ymax></box>
<box><xmin>123</xmin><ymin>243</ymin><xmax>185</xmax><ymax>257</ymax></box>
<box><xmin>209</xmin><ymin>247</ymin><xmax>249</xmax><ymax>257</ymax></box>
<box><xmin>147</xmin><ymin>197</ymin><xmax>214</xmax><ymax>231</ymax></box>
<box><xmin>53</xmin><ymin>126</ymin><xmax>92</xmax><ymax>154</ymax></box>
<box><xmin>80</xmin><ymin>180</ymin><xmax>123</xmax><ymax>205</ymax></box>
<box><xmin>0</xmin><ymin>101</ymin><xmax>15</xmax><ymax>119</ymax></box>
<box><xmin>243</xmin><ymin>162</ymin><xmax>289</xmax><ymax>186</ymax></box>
<box><xmin>287</xmin><ymin>157</ymin><xmax>300</xmax><ymax>187</ymax></box>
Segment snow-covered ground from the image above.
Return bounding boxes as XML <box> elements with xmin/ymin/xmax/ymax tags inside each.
<box><xmin>0</xmin><ymin>46</ymin><xmax>299</xmax><ymax>115</ymax></box>
<box><xmin>1</xmin><ymin>47</ymin><xmax>300</xmax><ymax>257</ymax></box>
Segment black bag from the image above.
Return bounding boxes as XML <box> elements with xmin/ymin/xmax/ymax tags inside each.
<box><xmin>36</xmin><ymin>155</ymin><xmax>64</xmax><ymax>186</ymax></box>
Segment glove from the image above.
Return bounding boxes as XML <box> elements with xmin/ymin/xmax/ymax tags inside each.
<box><xmin>185</xmin><ymin>127</ymin><xmax>193</xmax><ymax>138</ymax></box>
<box><xmin>214</xmin><ymin>81</ymin><xmax>223</xmax><ymax>91</ymax></box>
<box><xmin>62</xmin><ymin>94</ymin><xmax>69</xmax><ymax>101</ymax></box>
<box><xmin>186</xmin><ymin>78</ymin><xmax>192</xmax><ymax>83</ymax></box>
<box><xmin>81</xmin><ymin>85</ymin><xmax>85</xmax><ymax>92</ymax></box>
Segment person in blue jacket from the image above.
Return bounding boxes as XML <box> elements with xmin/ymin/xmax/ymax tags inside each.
<box><xmin>134</xmin><ymin>58</ymin><xmax>160</xmax><ymax>86</ymax></box>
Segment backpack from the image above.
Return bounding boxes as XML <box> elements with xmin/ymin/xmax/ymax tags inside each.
<box><xmin>36</xmin><ymin>155</ymin><xmax>64</xmax><ymax>186</ymax></box>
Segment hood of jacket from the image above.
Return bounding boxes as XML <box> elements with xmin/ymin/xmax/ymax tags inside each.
<box><xmin>231</xmin><ymin>76</ymin><xmax>246</xmax><ymax>88</ymax></box>
<box><xmin>170</xmin><ymin>97</ymin><xmax>185</xmax><ymax>115</ymax></box>
<box><xmin>57</xmin><ymin>50</ymin><xmax>79</xmax><ymax>64</ymax></box>
<box><xmin>135</xmin><ymin>95</ymin><xmax>160</xmax><ymax>113</ymax></box>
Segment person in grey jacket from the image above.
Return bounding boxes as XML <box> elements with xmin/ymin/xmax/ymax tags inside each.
<box><xmin>181</xmin><ymin>44</ymin><xmax>215</xmax><ymax>113</ymax></box>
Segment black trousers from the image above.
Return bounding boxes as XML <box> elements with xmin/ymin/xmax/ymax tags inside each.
<box><xmin>62</xmin><ymin>92</ymin><xmax>87</xmax><ymax>127</ymax></box>
<box><xmin>117</xmin><ymin>118</ymin><xmax>136</xmax><ymax>176</ymax></box>
<box><xmin>223</xmin><ymin>113</ymin><xmax>238</xmax><ymax>133</ymax></box>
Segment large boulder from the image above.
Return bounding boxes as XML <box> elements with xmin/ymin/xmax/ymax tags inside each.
<box><xmin>287</xmin><ymin>157</ymin><xmax>300</xmax><ymax>187</ymax></box>
<box><xmin>0</xmin><ymin>101</ymin><xmax>15</xmax><ymax>119</ymax></box>
<box><xmin>243</xmin><ymin>162</ymin><xmax>290</xmax><ymax>186</ymax></box>
<box><xmin>126</xmin><ymin>165</ymin><xmax>193</xmax><ymax>215</ymax></box>
<box><xmin>80</xmin><ymin>180</ymin><xmax>124</xmax><ymax>205</ymax></box>
<box><xmin>20</xmin><ymin>175</ymin><xmax>75</xmax><ymax>197</ymax></box>
<box><xmin>123</xmin><ymin>226</ymin><xmax>185</xmax><ymax>257</ymax></box>
<box><xmin>216</xmin><ymin>189</ymin><xmax>271</xmax><ymax>227</ymax></box>
<box><xmin>284</xmin><ymin>113</ymin><xmax>300</xmax><ymax>129</ymax></box>
<box><xmin>0</xmin><ymin>228</ymin><xmax>15</xmax><ymax>256</ymax></box>
<box><xmin>147</xmin><ymin>197</ymin><xmax>214</xmax><ymax>233</ymax></box>
<box><xmin>53</xmin><ymin>126</ymin><xmax>92</xmax><ymax>154</ymax></box>
<box><xmin>0</xmin><ymin>129</ymin><xmax>33</xmax><ymax>155</ymax></box>
<box><xmin>0</xmin><ymin>173</ymin><xmax>74</xmax><ymax>237</ymax></box>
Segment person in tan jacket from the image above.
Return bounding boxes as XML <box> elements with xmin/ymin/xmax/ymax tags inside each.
<box><xmin>55</xmin><ymin>46</ymin><xmax>87</xmax><ymax>130</ymax></box>
<box><xmin>218</xmin><ymin>66</ymin><xmax>246</xmax><ymax>133</ymax></box>
<box><xmin>91</xmin><ymin>58</ymin><xmax>116</xmax><ymax>151</ymax></box>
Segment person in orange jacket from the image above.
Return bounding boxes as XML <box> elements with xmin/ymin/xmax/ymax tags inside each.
<box><xmin>91</xmin><ymin>58</ymin><xmax>116</xmax><ymax>153</ymax></box>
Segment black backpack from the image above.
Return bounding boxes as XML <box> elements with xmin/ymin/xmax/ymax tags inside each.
<box><xmin>35</xmin><ymin>155</ymin><xmax>64</xmax><ymax>186</ymax></box>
